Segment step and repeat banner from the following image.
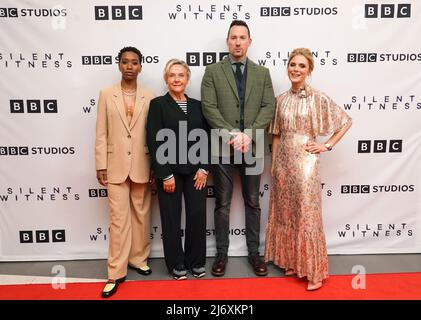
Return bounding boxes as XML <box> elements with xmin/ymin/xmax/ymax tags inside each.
<box><xmin>1</xmin><ymin>0</ymin><xmax>420</xmax><ymax>261</ymax></box>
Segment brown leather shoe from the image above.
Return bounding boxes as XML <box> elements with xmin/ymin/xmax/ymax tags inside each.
<box><xmin>248</xmin><ymin>254</ymin><xmax>268</xmax><ymax>276</ymax></box>
<box><xmin>211</xmin><ymin>253</ymin><xmax>228</xmax><ymax>277</ymax></box>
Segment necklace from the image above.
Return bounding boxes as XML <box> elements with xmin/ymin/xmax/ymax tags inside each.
<box><xmin>291</xmin><ymin>86</ymin><xmax>307</xmax><ymax>98</ymax></box>
<box><xmin>122</xmin><ymin>88</ymin><xmax>136</xmax><ymax>96</ymax></box>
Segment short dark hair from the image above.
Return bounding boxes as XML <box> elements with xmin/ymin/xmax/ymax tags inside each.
<box><xmin>227</xmin><ymin>20</ymin><xmax>250</xmax><ymax>38</ymax></box>
<box><xmin>117</xmin><ymin>46</ymin><xmax>142</xmax><ymax>63</ymax></box>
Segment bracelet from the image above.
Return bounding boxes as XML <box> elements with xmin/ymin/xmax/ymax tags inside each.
<box><xmin>324</xmin><ymin>143</ymin><xmax>333</xmax><ymax>151</ymax></box>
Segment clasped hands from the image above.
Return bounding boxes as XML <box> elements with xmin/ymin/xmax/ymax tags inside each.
<box><xmin>229</xmin><ymin>132</ymin><xmax>252</xmax><ymax>153</ymax></box>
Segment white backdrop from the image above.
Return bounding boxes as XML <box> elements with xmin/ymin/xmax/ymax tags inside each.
<box><xmin>1</xmin><ymin>0</ymin><xmax>420</xmax><ymax>261</ymax></box>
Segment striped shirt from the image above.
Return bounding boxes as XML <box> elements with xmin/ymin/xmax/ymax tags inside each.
<box><xmin>176</xmin><ymin>100</ymin><xmax>187</xmax><ymax>114</ymax></box>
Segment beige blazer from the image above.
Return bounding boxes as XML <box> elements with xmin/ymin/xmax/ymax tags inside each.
<box><xmin>95</xmin><ymin>83</ymin><xmax>155</xmax><ymax>184</ymax></box>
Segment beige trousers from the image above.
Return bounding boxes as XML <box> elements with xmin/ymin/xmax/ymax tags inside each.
<box><xmin>107</xmin><ymin>178</ymin><xmax>151</xmax><ymax>280</ymax></box>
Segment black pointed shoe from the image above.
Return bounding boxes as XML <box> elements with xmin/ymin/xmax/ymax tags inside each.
<box><xmin>128</xmin><ymin>264</ymin><xmax>152</xmax><ymax>276</ymax></box>
<box><xmin>101</xmin><ymin>276</ymin><xmax>126</xmax><ymax>298</ymax></box>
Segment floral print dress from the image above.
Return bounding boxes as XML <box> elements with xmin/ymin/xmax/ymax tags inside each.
<box><xmin>264</xmin><ymin>85</ymin><xmax>351</xmax><ymax>283</ymax></box>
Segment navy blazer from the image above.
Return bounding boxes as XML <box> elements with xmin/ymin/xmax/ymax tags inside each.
<box><xmin>146</xmin><ymin>92</ymin><xmax>210</xmax><ymax>179</ymax></box>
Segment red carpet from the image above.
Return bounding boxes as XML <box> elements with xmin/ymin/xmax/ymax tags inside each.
<box><xmin>1</xmin><ymin>273</ymin><xmax>420</xmax><ymax>300</ymax></box>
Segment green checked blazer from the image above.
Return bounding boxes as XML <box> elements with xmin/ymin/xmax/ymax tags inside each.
<box><xmin>201</xmin><ymin>56</ymin><xmax>276</xmax><ymax>158</ymax></box>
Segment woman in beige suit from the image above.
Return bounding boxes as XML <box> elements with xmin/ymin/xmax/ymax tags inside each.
<box><xmin>95</xmin><ymin>47</ymin><xmax>155</xmax><ymax>298</ymax></box>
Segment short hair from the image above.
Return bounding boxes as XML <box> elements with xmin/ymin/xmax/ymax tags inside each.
<box><xmin>287</xmin><ymin>48</ymin><xmax>314</xmax><ymax>74</ymax></box>
<box><xmin>163</xmin><ymin>59</ymin><xmax>191</xmax><ymax>81</ymax></box>
<box><xmin>117</xmin><ymin>46</ymin><xmax>142</xmax><ymax>63</ymax></box>
<box><xmin>227</xmin><ymin>20</ymin><xmax>250</xmax><ymax>38</ymax></box>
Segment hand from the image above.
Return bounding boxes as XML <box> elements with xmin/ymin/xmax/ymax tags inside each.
<box><xmin>194</xmin><ymin>170</ymin><xmax>208</xmax><ymax>190</ymax></box>
<box><xmin>229</xmin><ymin>132</ymin><xmax>252</xmax><ymax>153</ymax></box>
<box><xmin>163</xmin><ymin>177</ymin><xmax>175</xmax><ymax>193</ymax></box>
<box><xmin>305</xmin><ymin>141</ymin><xmax>328</xmax><ymax>154</ymax></box>
<box><xmin>96</xmin><ymin>170</ymin><xmax>108</xmax><ymax>186</ymax></box>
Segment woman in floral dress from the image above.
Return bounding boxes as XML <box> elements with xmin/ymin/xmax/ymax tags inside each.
<box><xmin>264</xmin><ymin>48</ymin><xmax>352</xmax><ymax>291</ymax></box>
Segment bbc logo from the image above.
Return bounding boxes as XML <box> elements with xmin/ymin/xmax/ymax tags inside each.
<box><xmin>365</xmin><ymin>4</ymin><xmax>411</xmax><ymax>18</ymax></box>
<box><xmin>10</xmin><ymin>100</ymin><xmax>58</xmax><ymax>113</ymax></box>
<box><xmin>19</xmin><ymin>230</ymin><xmax>66</xmax><ymax>243</ymax></box>
<box><xmin>341</xmin><ymin>185</ymin><xmax>370</xmax><ymax>194</ymax></box>
<box><xmin>82</xmin><ymin>55</ymin><xmax>113</xmax><ymax>65</ymax></box>
<box><xmin>207</xmin><ymin>186</ymin><xmax>215</xmax><ymax>198</ymax></box>
<box><xmin>94</xmin><ymin>6</ymin><xmax>142</xmax><ymax>20</ymax></box>
<box><xmin>0</xmin><ymin>146</ymin><xmax>29</xmax><ymax>155</ymax></box>
<box><xmin>260</xmin><ymin>7</ymin><xmax>291</xmax><ymax>16</ymax></box>
<box><xmin>0</xmin><ymin>8</ymin><xmax>18</xmax><ymax>17</ymax></box>
<box><xmin>186</xmin><ymin>52</ymin><xmax>229</xmax><ymax>66</ymax></box>
<box><xmin>358</xmin><ymin>140</ymin><xmax>402</xmax><ymax>153</ymax></box>
<box><xmin>89</xmin><ymin>189</ymin><xmax>108</xmax><ymax>197</ymax></box>
<box><xmin>347</xmin><ymin>53</ymin><xmax>377</xmax><ymax>63</ymax></box>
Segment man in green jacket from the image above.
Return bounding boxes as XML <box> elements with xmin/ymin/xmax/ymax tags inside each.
<box><xmin>201</xmin><ymin>20</ymin><xmax>275</xmax><ymax>277</ymax></box>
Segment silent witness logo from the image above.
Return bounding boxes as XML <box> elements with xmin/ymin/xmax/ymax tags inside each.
<box><xmin>168</xmin><ymin>4</ymin><xmax>250</xmax><ymax>20</ymax></box>
<box><xmin>337</xmin><ymin>223</ymin><xmax>413</xmax><ymax>239</ymax></box>
<box><xmin>343</xmin><ymin>95</ymin><xmax>421</xmax><ymax>111</ymax></box>
<box><xmin>0</xmin><ymin>186</ymin><xmax>80</xmax><ymax>202</ymax></box>
<box><xmin>257</xmin><ymin>50</ymin><xmax>338</xmax><ymax>67</ymax></box>
<box><xmin>0</xmin><ymin>52</ymin><xmax>72</xmax><ymax>69</ymax></box>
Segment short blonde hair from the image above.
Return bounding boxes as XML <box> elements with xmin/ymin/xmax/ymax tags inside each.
<box><xmin>163</xmin><ymin>59</ymin><xmax>191</xmax><ymax>82</ymax></box>
<box><xmin>287</xmin><ymin>48</ymin><xmax>314</xmax><ymax>74</ymax></box>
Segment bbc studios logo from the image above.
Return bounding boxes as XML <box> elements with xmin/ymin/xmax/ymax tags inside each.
<box><xmin>0</xmin><ymin>146</ymin><xmax>75</xmax><ymax>156</ymax></box>
<box><xmin>167</xmin><ymin>4</ymin><xmax>250</xmax><ymax>21</ymax></box>
<box><xmin>81</xmin><ymin>54</ymin><xmax>159</xmax><ymax>66</ymax></box>
<box><xmin>364</xmin><ymin>3</ymin><xmax>411</xmax><ymax>18</ymax></box>
<box><xmin>357</xmin><ymin>140</ymin><xmax>402</xmax><ymax>153</ymax></box>
<box><xmin>0</xmin><ymin>186</ymin><xmax>80</xmax><ymax>202</ymax></box>
<box><xmin>347</xmin><ymin>52</ymin><xmax>421</xmax><ymax>63</ymax></box>
<box><xmin>19</xmin><ymin>230</ymin><xmax>66</xmax><ymax>243</ymax></box>
<box><xmin>257</xmin><ymin>49</ymin><xmax>338</xmax><ymax>68</ymax></box>
<box><xmin>343</xmin><ymin>94</ymin><xmax>421</xmax><ymax>111</ymax></box>
<box><xmin>10</xmin><ymin>99</ymin><xmax>58</xmax><ymax>113</ymax></box>
<box><xmin>260</xmin><ymin>6</ymin><xmax>338</xmax><ymax>17</ymax></box>
<box><xmin>0</xmin><ymin>7</ymin><xmax>67</xmax><ymax>18</ymax></box>
<box><xmin>341</xmin><ymin>184</ymin><xmax>414</xmax><ymax>194</ymax></box>
<box><xmin>0</xmin><ymin>52</ymin><xmax>72</xmax><ymax>69</ymax></box>
<box><xmin>94</xmin><ymin>5</ymin><xmax>142</xmax><ymax>20</ymax></box>
<box><xmin>186</xmin><ymin>52</ymin><xmax>228</xmax><ymax>66</ymax></box>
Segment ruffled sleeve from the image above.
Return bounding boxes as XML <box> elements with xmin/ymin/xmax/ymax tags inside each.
<box><xmin>310</xmin><ymin>90</ymin><xmax>351</xmax><ymax>136</ymax></box>
<box><xmin>268</xmin><ymin>94</ymin><xmax>286</xmax><ymax>135</ymax></box>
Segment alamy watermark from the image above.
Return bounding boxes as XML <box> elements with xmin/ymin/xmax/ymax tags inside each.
<box><xmin>153</xmin><ymin>121</ymin><xmax>266</xmax><ymax>175</ymax></box>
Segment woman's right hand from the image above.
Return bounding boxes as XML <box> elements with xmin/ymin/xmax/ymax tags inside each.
<box><xmin>96</xmin><ymin>170</ymin><xmax>108</xmax><ymax>186</ymax></box>
<box><xmin>163</xmin><ymin>177</ymin><xmax>175</xmax><ymax>193</ymax></box>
